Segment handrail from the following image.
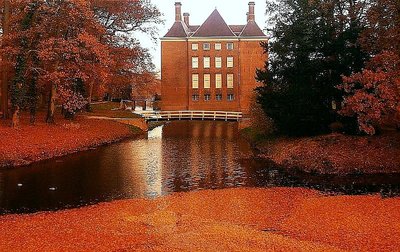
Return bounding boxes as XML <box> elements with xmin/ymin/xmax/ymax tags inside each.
<box><xmin>137</xmin><ymin>110</ymin><xmax>243</xmax><ymax>121</ymax></box>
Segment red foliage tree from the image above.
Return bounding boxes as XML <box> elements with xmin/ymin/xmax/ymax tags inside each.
<box><xmin>339</xmin><ymin>0</ymin><xmax>400</xmax><ymax>134</ymax></box>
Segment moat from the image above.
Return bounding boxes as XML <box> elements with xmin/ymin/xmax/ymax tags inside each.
<box><xmin>1</xmin><ymin>121</ymin><xmax>399</xmax><ymax>214</ymax></box>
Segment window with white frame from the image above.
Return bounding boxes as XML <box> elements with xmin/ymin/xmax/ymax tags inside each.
<box><xmin>204</xmin><ymin>74</ymin><xmax>210</xmax><ymax>89</ymax></box>
<box><xmin>192</xmin><ymin>94</ymin><xmax>199</xmax><ymax>101</ymax></box>
<box><xmin>215</xmin><ymin>57</ymin><xmax>222</xmax><ymax>68</ymax></box>
<box><xmin>192</xmin><ymin>43</ymin><xmax>198</xmax><ymax>51</ymax></box>
<box><xmin>227</xmin><ymin>57</ymin><xmax>234</xmax><ymax>68</ymax></box>
<box><xmin>204</xmin><ymin>57</ymin><xmax>210</xmax><ymax>68</ymax></box>
<box><xmin>192</xmin><ymin>74</ymin><xmax>199</xmax><ymax>89</ymax></box>
<box><xmin>215</xmin><ymin>74</ymin><xmax>222</xmax><ymax>88</ymax></box>
<box><xmin>192</xmin><ymin>57</ymin><xmax>198</xmax><ymax>69</ymax></box>
<box><xmin>203</xmin><ymin>43</ymin><xmax>210</xmax><ymax>50</ymax></box>
<box><xmin>215</xmin><ymin>43</ymin><xmax>221</xmax><ymax>50</ymax></box>
<box><xmin>227</xmin><ymin>74</ymin><xmax>234</xmax><ymax>88</ymax></box>
<box><xmin>227</xmin><ymin>42</ymin><xmax>234</xmax><ymax>50</ymax></box>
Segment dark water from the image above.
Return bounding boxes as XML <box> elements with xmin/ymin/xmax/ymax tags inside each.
<box><xmin>1</xmin><ymin>121</ymin><xmax>399</xmax><ymax>214</ymax></box>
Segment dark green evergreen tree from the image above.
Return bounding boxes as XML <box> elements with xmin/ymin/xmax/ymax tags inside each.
<box><xmin>256</xmin><ymin>0</ymin><xmax>369</xmax><ymax>136</ymax></box>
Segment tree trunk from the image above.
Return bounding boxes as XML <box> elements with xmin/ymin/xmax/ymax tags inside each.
<box><xmin>86</xmin><ymin>82</ymin><xmax>94</xmax><ymax>112</ymax></box>
<box><xmin>46</xmin><ymin>84</ymin><xmax>56</xmax><ymax>123</ymax></box>
<box><xmin>1</xmin><ymin>0</ymin><xmax>10</xmax><ymax>119</ymax></box>
<box><xmin>11</xmin><ymin>106</ymin><xmax>19</xmax><ymax>128</ymax></box>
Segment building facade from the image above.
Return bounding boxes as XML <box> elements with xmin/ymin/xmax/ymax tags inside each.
<box><xmin>161</xmin><ymin>2</ymin><xmax>267</xmax><ymax>114</ymax></box>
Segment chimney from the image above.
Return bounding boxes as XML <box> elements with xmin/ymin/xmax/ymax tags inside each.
<box><xmin>183</xmin><ymin>13</ymin><xmax>190</xmax><ymax>26</ymax></box>
<box><xmin>248</xmin><ymin>2</ymin><xmax>255</xmax><ymax>22</ymax></box>
<box><xmin>175</xmin><ymin>2</ymin><xmax>182</xmax><ymax>22</ymax></box>
<box><xmin>246</xmin><ymin>12</ymin><xmax>249</xmax><ymax>22</ymax></box>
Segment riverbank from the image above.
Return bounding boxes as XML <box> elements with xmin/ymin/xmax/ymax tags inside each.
<box><xmin>0</xmin><ymin>187</ymin><xmax>399</xmax><ymax>251</ymax></box>
<box><xmin>0</xmin><ymin>112</ymin><xmax>144</xmax><ymax>168</ymax></box>
<box><xmin>245</xmin><ymin>130</ymin><xmax>400</xmax><ymax>174</ymax></box>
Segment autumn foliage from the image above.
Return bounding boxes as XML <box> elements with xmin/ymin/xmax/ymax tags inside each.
<box><xmin>339</xmin><ymin>0</ymin><xmax>400</xmax><ymax>134</ymax></box>
<box><xmin>0</xmin><ymin>0</ymin><xmax>161</xmax><ymax>125</ymax></box>
<box><xmin>257</xmin><ymin>0</ymin><xmax>400</xmax><ymax>136</ymax></box>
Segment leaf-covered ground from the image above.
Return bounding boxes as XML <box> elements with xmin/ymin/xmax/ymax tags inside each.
<box><xmin>256</xmin><ymin>132</ymin><xmax>400</xmax><ymax>174</ymax></box>
<box><xmin>0</xmin><ymin>188</ymin><xmax>399</xmax><ymax>251</ymax></box>
<box><xmin>0</xmin><ymin>112</ymin><xmax>142</xmax><ymax>168</ymax></box>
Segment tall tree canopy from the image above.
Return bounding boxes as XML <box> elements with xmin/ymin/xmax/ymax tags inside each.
<box><xmin>0</xmin><ymin>0</ymin><xmax>161</xmax><ymax>125</ymax></box>
<box><xmin>339</xmin><ymin>0</ymin><xmax>400</xmax><ymax>134</ymax></box>
<box><xmin>256</xmin><ymin>0</ymin><xmax>369</xmax><ymax>136</ymax></box>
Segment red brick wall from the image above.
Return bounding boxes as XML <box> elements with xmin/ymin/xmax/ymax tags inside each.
<box><xmin>161</xmin><ymin>39</ymin><xmax>267</xmax><ymax>113</ymax></box>
<box><xmin>161</xmin><ymin>40</ymin><xmax>189</xmax><ymax>110</ymax></box>
<box><xmin>239</xmin><ymin>40</ymin><xmax>267</xmax><ymax>115</ymax></box>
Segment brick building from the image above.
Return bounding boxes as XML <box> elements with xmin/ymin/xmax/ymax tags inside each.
<box><xmin>161</xmin><ymin>2</ymin><xmax>267</xmax><ymax>114</ymax></box>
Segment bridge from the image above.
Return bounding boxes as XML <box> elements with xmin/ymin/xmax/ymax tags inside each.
<box><xmin>136</xmin><ymin>110</ymin><xmax>243</xmax><ymax>121</ymax></box>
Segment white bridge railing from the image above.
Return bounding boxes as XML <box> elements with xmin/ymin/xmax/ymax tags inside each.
<box><xmin>138</xmin><ymin>110</ymin><xmax>242</xmax><ymax>121</ymax></box>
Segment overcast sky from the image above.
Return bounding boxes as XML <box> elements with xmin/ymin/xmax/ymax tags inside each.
<box><xmin>138</xmin><ymin>0</ymin><xmax>268</xmax><ymax>73</ymax></box>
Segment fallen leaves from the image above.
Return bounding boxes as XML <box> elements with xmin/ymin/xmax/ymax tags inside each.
<box><xmin>0</xmin><ymin>188</ymin><xmax>399</xmax><ymax>251</ymax></box>
<box><xmin>257</xmin><ymin>132</ymin><xmax>400</xmax><ymax>174</ymax></box>
<box><xmin>0</xmin><ymin>112</ymin><xmax>139</xmax><ymax>168</ymax></box>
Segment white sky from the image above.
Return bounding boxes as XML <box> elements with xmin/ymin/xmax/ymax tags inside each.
<box><xmin>138</xmin><ymin>0</ymin><xmax>267</xmax><ymax>73</ymax></box>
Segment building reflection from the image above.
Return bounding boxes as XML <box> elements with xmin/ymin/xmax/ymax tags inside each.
<box><xmin>161</xmin><ymin>121</ymin><xmax>244</xmax><ymax>193</ymax></box>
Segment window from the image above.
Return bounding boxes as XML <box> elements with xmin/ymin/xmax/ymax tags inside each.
<box><xmin>204</xmin><ymin>74</ymin><xmax>210</xmax><ymax>89</ymax></box>
<box><xmin>227</xmin><ymin>74</ymin><xmax>234</xmax><ymax>88</ymax></box>
<box><xmin>192</xmin><ymin>74</ymin><xmax>199</xmax><ymax>89</ymax></box>
<box><xmin>204</xmin><ymin>57</ymin><xmax>210</xmax><ymax>68</ymax></box>
<box><xmin>204</xmin><ymin>94</ymin><xmax>211</xmax><ymax>101</ymax></box>
<box><xmin>203</xmin><ymin>43</ymin><xmax>210</xmax><ymax>50</ymax></box>
<box><xmin>215</xmin><ymin>43</ymin><xmax>221</xmax><ymax>50</ymax></box>
<box><xmin>227</xmin><ymin>43</ymin><xmax>234</xmax><ymax>50</ymax></box>
<box><xmin>227</xmin><ymin>57</ymin><xmax>234</xmax><ymax>68</ymax></box>
<box><xmin>192</xmin><ymin>57</ymin><xmax>198</xmax><ymax>69</ymax></box>
<box><xmin>192</xmin><ymin>43</ymin><xmax>198</xmax><ymax>51</ymax></box>
<box><xmin>228</xmin><ymin>94</ymin><xmax>235</xmax><ymax>101</ymax></box>
<box><xmin>215</xmin><ymin>57</ymin><xmax>222</xmax><ymax>68</ymax></box>
<box><xmin>216</xmin><ymin>94</ymin><xmax>222</xmax><ymax>101</ymax></box>
<box><xmin>215</xmin><ymin>74</ymin><xmax>222</xmax><ymax>88</ymax></box>
<box><xmin>192</xmin><ymin>94</ymin><xmax>199</xmax><ymax>101</ymax></box>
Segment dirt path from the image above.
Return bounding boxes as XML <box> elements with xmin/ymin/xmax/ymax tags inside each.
<box><xmin>1</xmin><ymin>188</ymin><xmax>399</xmax><ymax>251</ymax></box>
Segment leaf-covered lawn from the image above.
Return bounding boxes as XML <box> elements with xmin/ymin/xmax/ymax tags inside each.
<box><xmin>0</xmin><ymin>188</ymin><xmax>399</xmax><ymax>251</ymax></box>
<box><xmin>0</xmin><ymin>112</ymin><xmax>141</xmax><ymax>167</ymax></box>
<box><xmin>257</xmin><ymin>131</ymin><xmax>400</xmax><ymax>174</ymax></box>
<box><xmin>82</xmin><ymin>102</ymin><xmax>140</xmax><ymax>119</ymax></box>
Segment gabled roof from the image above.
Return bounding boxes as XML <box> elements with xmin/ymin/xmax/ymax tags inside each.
<box><xmin>162</xmin><ymin>8</ymin><xmax>267</xmax><ymax>39</ymax></box>
<box><xmin>229</xmin><ymin>25</ymin><xmax>245</xmax><ymax>34</ymax></box>
<box><xmin>240</xmin><ymin>21</ymin><xmax>265</xmax><ymax>37</ymax></box>
<box><xmin>188</xmin><ymin>25</ymin><xmax>200</xmax><ymax>33</ymax></box>
<box><xmin>164</xmin><ymin>21</ymin><xmax>189</xmax><ymax>37</ymax></box>
<box><xmin>192</xmin><ymin>9</ymin><xmax>236</xmax><ymax>37</ymax></box>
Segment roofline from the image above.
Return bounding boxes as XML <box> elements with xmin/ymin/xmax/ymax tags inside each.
<box><xmin>160</xmin><ymin>36</ymin><xmax>268</xmax><ymax>42</ymax></box>
<box><xmin>192</xmin><ymin>9</ymin><xmax>236</xmax><ymax>37</ymax></box>
<box><xmin>160</xmin><ymin>37</ymin><xmax>188</xmax><ymax>41</ymax></box>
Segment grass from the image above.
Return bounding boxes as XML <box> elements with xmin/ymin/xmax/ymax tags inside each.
<box><xmin>82</xmin><ymin>102</ymin><xmax>140</xmax><ymax>119</ymax></box>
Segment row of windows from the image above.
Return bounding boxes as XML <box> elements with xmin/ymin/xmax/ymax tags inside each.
<box><xmin>192</xmin><ymin>42</ymin><xmax>234</xmax><ymax>51</ymax></box>
<box><xmin>192</xmin><ymin>74</ymin><xmax>234</xmax><ymax>89</ymax></box>
<box><xmin>192</xmin><ymin>94</ymin><xmax>235</xmax><ymax>101</ymax></box>
<box><xmin>192</xmin><ymin>57</ymin><xmax>234</xmax><ymax>69</ymax></box>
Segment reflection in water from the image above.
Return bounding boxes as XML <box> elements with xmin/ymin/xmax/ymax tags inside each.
<box><xmin>0</xmin><ymin>121</ymin><xmax>399</xmax><ymax>214</ymax></box>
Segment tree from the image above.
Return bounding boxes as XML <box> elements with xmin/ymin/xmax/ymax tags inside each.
<box><xmin>0</xmin><ymin>0</ymin><xmax>10</xmax><ymax>119</ymax></box>
<box><xmin>256</xmin><ymin>0</ymin><xmax>369</xmax><ymax>136</ymax></box>
<box><xmin>90</xmin><ymin>0</ymin><xmax>161</xmax><ymax>103</ymax></box>
<box><xmin>339</xmin><ymin>0</ymin><xmax>400</xmax><ymax>134</ymax></box>
<box><xmin>1</xmin><ymin>0</ymin><xmax>162</xmax><ymax>125</ymax></box>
